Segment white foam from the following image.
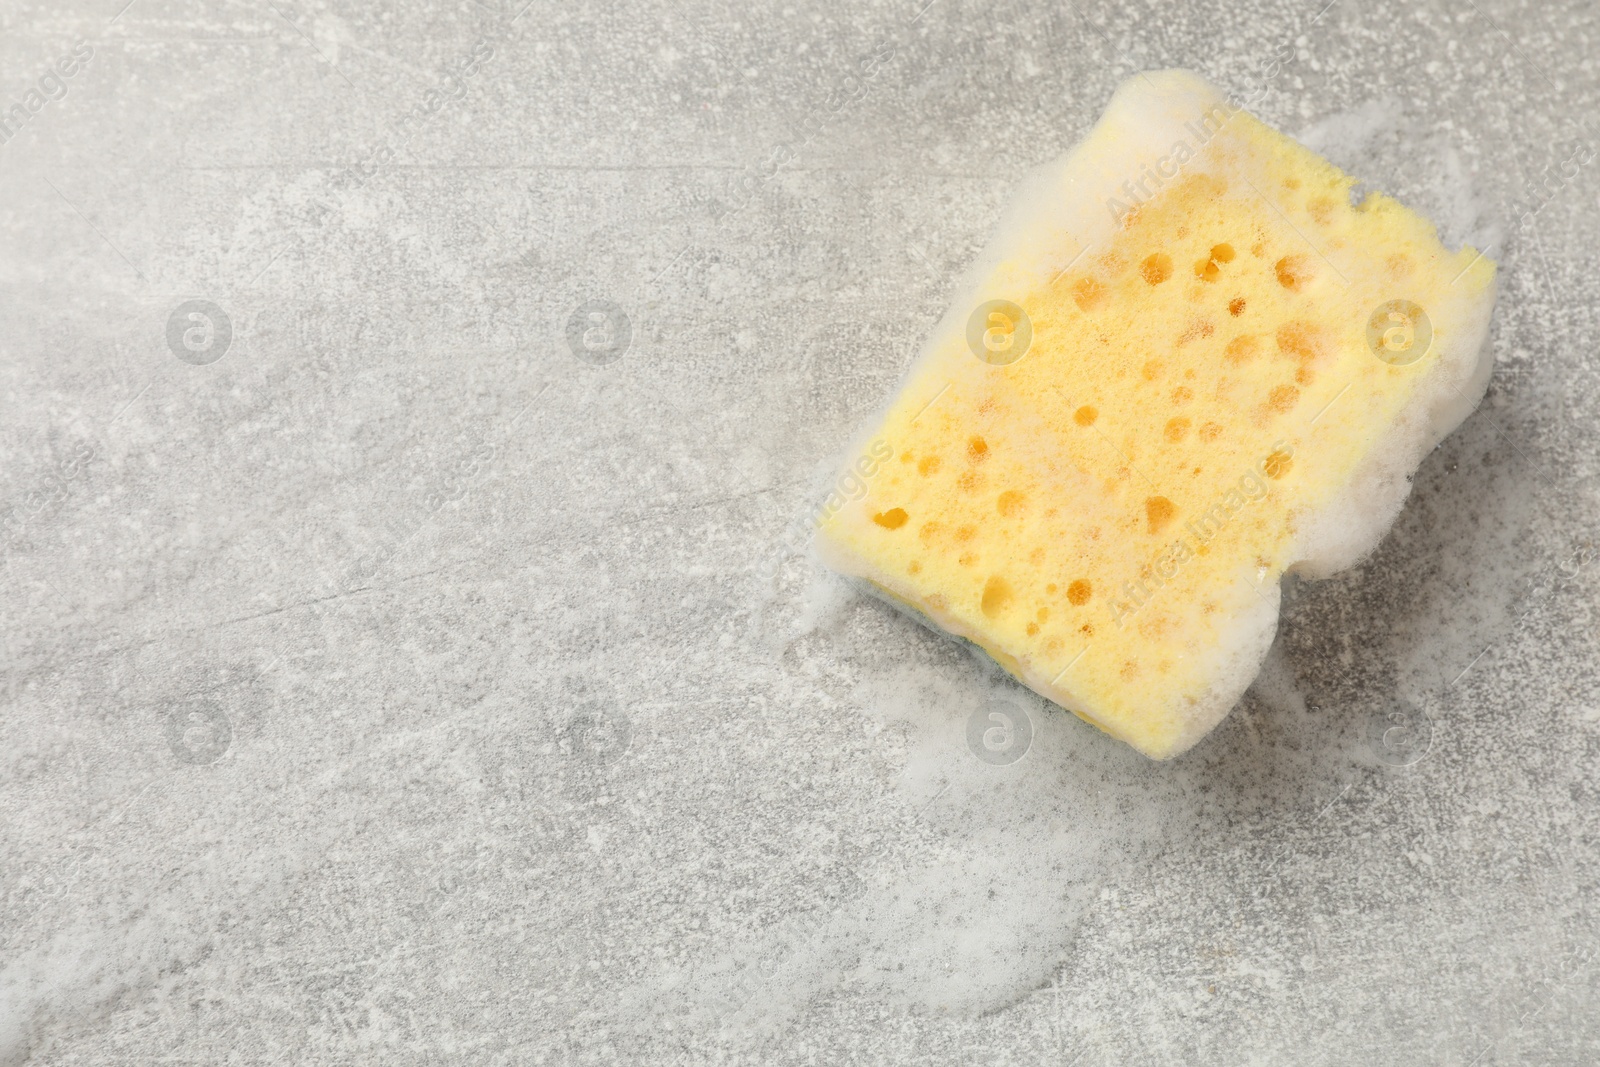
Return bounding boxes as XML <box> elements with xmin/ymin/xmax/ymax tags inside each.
<box><xmin>814</xmin><ymin>69</ymin><xmax>1498</xmax><ymax>757</ymax></box>
<box><xmin>619</xmin><ymin>78</ymin><xmax>1508</xmax><ymax>1035</ymax></box>
<box><xmin>619</xmin><ymin>656</ymin><xmax>1188</xmax><ymax>1043</ymax></box>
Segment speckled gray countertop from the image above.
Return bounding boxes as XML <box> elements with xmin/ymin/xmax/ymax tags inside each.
<box><xmin>3</xmin><ymin>0</ymin><xmax>1599</xmax><ymax>1063</ymax></box>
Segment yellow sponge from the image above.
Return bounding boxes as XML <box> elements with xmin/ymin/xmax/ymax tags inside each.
<box><xmin>815</xmin><ymin>70</ymin><xmax>1496</xmax><ymax>759</ymax></box>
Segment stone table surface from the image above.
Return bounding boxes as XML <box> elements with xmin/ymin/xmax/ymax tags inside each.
<box><xmin>2</xmin><ymin>0</ymin><xmax>1599</xmax><ymax>1064</ymax></box>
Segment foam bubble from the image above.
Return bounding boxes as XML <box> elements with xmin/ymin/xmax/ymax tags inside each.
<box><xmin>621</xmin><ymin>84</ymin><xmax>1517</xmax><ymax>1054</ymax></box>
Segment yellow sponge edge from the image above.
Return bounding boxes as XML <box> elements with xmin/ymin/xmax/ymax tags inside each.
<box><xmin>815</xmin><ymin>70</ymin><xmax>1497</xmax><ymax>759</ymax></box>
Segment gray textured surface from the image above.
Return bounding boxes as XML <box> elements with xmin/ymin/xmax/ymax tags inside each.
<box><xmin>3</xmin><ymin>0</ymin><xmax>1599</xmax><ymax>1063</ymax></box>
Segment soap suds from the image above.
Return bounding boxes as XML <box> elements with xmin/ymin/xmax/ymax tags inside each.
<box><xmin>1297</xmin><ymin>97</ymin><xmax>1500</xmax><ymax>255</ymax></box>
<box><xmin>621</xmin><ymin>652</ymin><xmax>1192</xmax><ymax>1042</ymax></box>
<box><xmin>0</xmin><ymin>835</ymin><xmax>306</xmax><ymax>1065</ymax></box>
<box><xmin>615</xmin><ymin>95</ymin><xmax>1528</xmax><ymax>1044</ymax></box>
<box><xmin>1249</xmin><ymin>632</ymin><xmax>1307</xmax><ymax>719</ymax></box>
